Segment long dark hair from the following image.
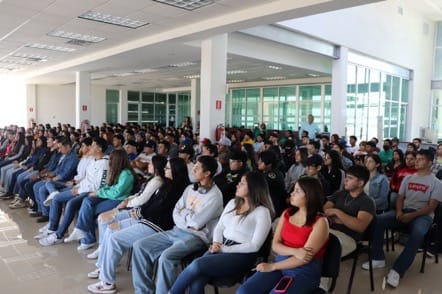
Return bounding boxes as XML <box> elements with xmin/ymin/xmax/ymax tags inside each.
<box><xmin>289</xmin><ymin>176</ymin><xmax>323</xmax><ymax>226</ymax></box>
<box><xmin>325</xmin><ymin>149</ymin><xmax>344</xmax><ymax>171</ymax></box>
<box><xmin>366</xmin><ymin>154</ymin><xmax>383</xmax><ymax>173</ymax></box>
<box><xmin>230</xmin><ymin>171</ymin><xmax>275</xmax><ymax>219</ymax></box>
<box><xmin>107</xmin><ymin>149</ymin><xmax>136</xmax><ymax>186</ymax></box>
<box><xmin>151</xmin><ymin>155</ymin><xmax>167</xmax><ymax>179</ymax></box>
<box><xmin>168</xmin><ymin>157</ymin><xmax>190</xmax><ymax>190</ymax></box>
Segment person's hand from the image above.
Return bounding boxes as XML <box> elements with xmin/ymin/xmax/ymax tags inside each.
<box><xmin>396</xmin><ymin>211</ymin><xmax>404</xmax><ymax>221</ymax></box>
<box><xmin>72</xmin><ymin>187</ymin><xmax>79</xmax><ymax>196</ymax></box>
<box><xmin>89</xmin><ymin>192</ymin><xmax>97</xmax><ymax>197</ymax></box>
<box><xmin>130</xmin><ymin>208</ymin><xmax>138</xmax><ymax>219</ymax></box>
<box><xmin>256</xmin><ymin>262</ymin><xmax>275</xmax><ymax>272</ymax></box>
<box><xmin>209</xmin><ymin>242</ymin><xmax>222</xmax><ymax>253</ymax></box>
<box><xmin>294</xmin><ymin>247</ymin><xmax>313</xmax><ymax>263</ymax></box>
<box><xmin>398</xmin><ymin>213</ymin><xmax>414</xmax><ymax>224</ymax></box>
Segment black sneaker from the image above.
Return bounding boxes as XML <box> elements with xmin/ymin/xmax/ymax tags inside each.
<box><xmin>36</xmin><ymin>216</ymin><xmax>49</xmax><ymax>223</ymax></box>
<box><xmin>29</xmin><ymin>211</ymin><xmax>42</xmax><ymax>218</ymax></box>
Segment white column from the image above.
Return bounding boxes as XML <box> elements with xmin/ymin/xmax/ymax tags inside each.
<box><xmin>331</xmin><ymin>46</ymin><xmax>348</xmax><ymax>136</ymax></box>
<box><xmin>26</xmin><ymin>84</ymin><xmax>37</xmax><ymax>127</ymax></box>
<box><xmin>119</xmin><ymin>88</ymin><xmax>128</xmax><ymax>124</ymax></box>
<box><xmin>75</xmin><ymin>71</ymin><xmax>91</xmax><ymax>128</ymax></box>
<box><xmin>190</xmin><ymin>78</ymin><xmax>200</xmax><ymax>130</ymax></box>
<box><xmin>199</xmin><ymin>34</ymin><xmax>227</xmax><ymax>141</ymax></box>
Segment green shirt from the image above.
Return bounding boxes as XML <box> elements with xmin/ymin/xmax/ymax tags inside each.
<box><xmin>97</xmin><ymin>169</ymin><xmax>134</xmax><ymax>200</ymax></box>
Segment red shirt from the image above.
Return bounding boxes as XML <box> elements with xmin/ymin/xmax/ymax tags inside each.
<box><xmin>281</xmin><ymin>209</ymin><xmax>328</xmax><ymax>259</ymax></box>
<box><xmin>390</xmin><ymin>167</ymin><xmax>417</xmax><ymax>192</ymax></box>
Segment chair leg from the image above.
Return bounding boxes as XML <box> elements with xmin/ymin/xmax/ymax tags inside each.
<box><xmin>346</xmin><ymin>255</ymin><xmax>358</xmax><ymax>294</ymax></box>
<box><xmin>368</xmin><ymin>250</ymin><xmax>374</xmax><ymax>291</ymax></box>
<box><xmin>126</xmin><ymin>247</ymin><xmax>133</xmax><ymax>271</ymax></box>
<box><xmin>385</xmin><ymin>229</ymin><xmax>390</xmax><ymax>252</ymax></box>
<box><xmin>213</xmin><ymin>285</ymin><xmax>219</xmax><ymax>294</ymax></box>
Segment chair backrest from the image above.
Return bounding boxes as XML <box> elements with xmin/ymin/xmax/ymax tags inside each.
<box><xmin>321</xmin><ymin>233</ymin><xmax>342</xmax><ymax>292</ymax></box>
<box><xmin>256</xmin><ymin>229</ymin><xmax>273</xmax><ymax>263</ymax></box>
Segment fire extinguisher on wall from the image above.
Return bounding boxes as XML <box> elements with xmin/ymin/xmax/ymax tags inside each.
<box><xmin>215</xmin><ymin>124</ymin><xmax>225</xmax><ymax>142</ymax></box>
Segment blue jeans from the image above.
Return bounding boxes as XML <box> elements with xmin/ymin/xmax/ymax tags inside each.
<box><xmin>76</xmin><ymin>197</ymin><xmax>121</xmax><ymax>245</ymax></box>
<box><xmin>36</xmin><ymin>180</ymin><xmax>67</xmax><ymax>216</ymax></box>
<box><xmin>170</xmin><ymin>251</ymin><xmax>257</xmax><ymax>294</ymax></box>
<box><xmin>131</xmin><ymin>226</ymin><xmax>207</xmax><ymax>294</ymax></box>
<box><xmin>371</xmin><ymin>210</ymin><xmax>433</xmax><ymax>276</ymax></box>
<box><xmin>33</xmin><ymin>180</ymin><xmax>46</xmax><ymax>213</ymax></box>
<box><xmin>97</xmin><ymin>209</ymin><xmax>131</xmax><ymax>245</ymax></box>
<box><xmin>236</xmin><ymin>256</ymin><xmax>322</xmax><ymax>294</ymax></box>
<box><xmin>15</xmin><ymin>170</ymin><xmax>36</xmax><ymax>197</ymax></box>
<box><xmin>98</xmin><ymin>221</ymin><xmax>156</xmax><ymax>284</ymax></box>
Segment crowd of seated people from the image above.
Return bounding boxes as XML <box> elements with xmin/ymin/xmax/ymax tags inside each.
<box><xmin>0</xmin><ymin>120</ymin><xmax>440</xmax><ymax>292</ymax></box>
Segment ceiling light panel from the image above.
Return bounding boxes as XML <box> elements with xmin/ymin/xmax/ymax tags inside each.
<box><xmin>263</xmin><ymin>76</ymin><xmax>286</xmax><ymax>80</ymax></box>
<box><xmin>79</xmin><ymin>11</ymin><xmax>148</xmax><ymax>29</ymax></box>
<box><xmin>227</xmin><ymin>69</ymin><xmax>247</xmax><ymax>75</ymax></box>
<box><xmin>26</xmin><ymin>43</ymin><xmax>76</xmax><ymax>52</ymax></box>
<box><xmin>268</xmin><ymin>65</ymin><xmax>282</xmax><ymax>70</ymax></box>
<box><xmin>153</xmin><ymin>0</ymin><xmax>215</xmax><ymax>11</ymax></box>
<box><xmin>184</xmin><ymin>74</ymin><xmax>200</xmax><ymax>79</ymax></box>
<box><xmin>47</xmin><ymin>30</ymin><xmax>105</xmax><ymax>43</ymax></box>
<box><xmin>168</xmin><ymin>61</ymin><xmax>195</xmax><ymax>67</ymax></box>
<box><xmin>228</xmin><ymin>80</ymin><xmax>244</xmax><ymax>83</ymax></box>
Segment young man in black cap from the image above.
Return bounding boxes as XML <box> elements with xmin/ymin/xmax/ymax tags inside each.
<box><xmin>125</xmin><ymin>140</ymin><xmax>139</xmax><ymax>161</ymax></box>
<box><xmin>132</xmin><ymin>141</ymin><xmax>156</xmax><ymax>175</ymax></box>
<box><xmin>214</xmin><ymin>150</ymin><xmax>248</xmax><ymax>206</ymax></box>
<box><xmin>303</xmin><ymin>154</ymin><xmax>332</xmax><ymax>200</ymax></box>
<box><xmin>178</xmin><ymin>145</ymin><xmax>196</xmax><ymax>182</ymax></box>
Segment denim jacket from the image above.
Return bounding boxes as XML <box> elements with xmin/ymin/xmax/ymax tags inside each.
<box><xmin>369</xmin><ymin>173</ymin><xmax>390</xmax><ymax>211</ymax></box>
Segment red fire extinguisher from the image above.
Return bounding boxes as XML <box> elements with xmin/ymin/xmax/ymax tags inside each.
<box><xmin>215</xmin><ymin>124</ymin><xmax>225</xmax><ymax>142</ymax></box>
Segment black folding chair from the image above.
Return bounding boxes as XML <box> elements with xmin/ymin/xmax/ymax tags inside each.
<box><xmin>311</xmin><ymin>233</ymin><xmax>342</xmax><ymax>293</ymax></box>
<box><xmin>342</xmin><ymin>218</ymin><xmax>376</xmax><ymax>294</ymax></box>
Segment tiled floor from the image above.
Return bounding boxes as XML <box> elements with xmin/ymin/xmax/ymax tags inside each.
<box><xmin>0</xmin><ymin>200</ymin><xmax>440</xmax><ymax>294</ymax></box>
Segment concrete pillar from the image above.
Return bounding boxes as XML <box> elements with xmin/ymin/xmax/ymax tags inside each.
<box><xmin>26</xmin><ymin>84</ymin><xmax>37</xmax><ymax>127</ymax></box>
<box><xmin>331</xmin><ymin>46</ymin><xmax>348</xmax><ymax>136</ymax></box>
<box><xmin>75</xmin><ymin>71</ymin><xmax>91</xmax><ymax>128</ymax></box>
<box><xmin>190</xmin><ymin>78</ymin><xmax>200</xmax><ymax>131</ymax></box>
<box><xmin>199</xmin><ymin>34</ymin><xmax>227</xmax><ymax>141</ymax></box>
<box><xmin>119</xmin><ymin>88</ymin><xmax>128</xmax><ymax>124</ymax></box>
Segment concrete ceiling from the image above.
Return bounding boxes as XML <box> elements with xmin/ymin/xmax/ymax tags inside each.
<box><xmin>0</xmin><ymin>0</ymin><xmax>384</xmax><ymax>88</ymax></box>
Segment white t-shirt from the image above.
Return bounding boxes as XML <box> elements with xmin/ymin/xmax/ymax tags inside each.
<box><xmin>212</xmin><ymin>199</ymin><xmax>272</xmax><ymax>253</ymax></box>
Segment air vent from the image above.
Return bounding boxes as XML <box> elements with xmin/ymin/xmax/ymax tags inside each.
<box><xmin>66</xmin><ymin>39</ymin><xmax>93</xmax><ymax>46</ymax></box>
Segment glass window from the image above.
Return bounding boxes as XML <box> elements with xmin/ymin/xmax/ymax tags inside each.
<box><xmin>106</xmin><ymin>90</ymin><xmax>119</xmax><ymax>124</ymax></box>
<box><xmin>128</xmin><ymin>91</ymin><xmax>139</xmax><ymax>102</ymax></box>
<box><xmin>142</xmin><ymin>92</ymin><xmax>154</xmax><ymax>102</ymax></box>
<box><xmin>177</xmin><ymin>93</ymin><xmax>191</xmax><ymax>127</ymax></box>
<box><xmin>299</xmin><ymin>85</ymin><xmax>321</xmax><ymax>130</ymax></box>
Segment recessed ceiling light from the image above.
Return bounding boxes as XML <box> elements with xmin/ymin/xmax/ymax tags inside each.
<box><xmin>113</xmin><ymin>72</ymin><xmax>135</xmax><ymax>77</ymax></box>
<box><xmin>79</xmin><ymin>11</ymin><xmax>148</xmax><ymax>29</ymax></box>
<box><xmin>268</xmin><ymin>65</ymin><xmax>282</xmax><ymax>70</ymax></box>
<box><xmin>184</xmin><ymin>74</ymin><xmax>200</xmax><ymax>79</ymax></box>
<box><xmin>133</xmin><ymin>68</ymin><xmax>157</xmax><ymax>74</ymax></box>
<box><xmin>227</xmin><ymin>70</ymin><xmax>247</xmax><ymax>75</ymax></box>
<box><xmin>153</xmin><ymin>0</ymin><xmax>215</xmax><ymax>11</ymax></box>
<box><xmin>307</xmin><ymin>73</ymin><xmax>320</xmax><ymax>77</ymax></box>
<box><xmin>48</xmin><ymin>30</ymin><xmax>105</xmax><ymax>43</ymax></box>
<box><xmin>228</xmin><ymin>79</ymin><xmax>244</xmax><ymax>83</ymax></box>
<box><xmin>263</xmin><ymin>76</ymin><xmax>286</xmax><ymax>80</ymax></box>
<box><xmin>12</xmin><ymin>53</ymin><xmax>48</xmax><ymax>62</ymax></box>
<box><xmin>168</xmin><ymin>62</ymin><xmax>196</xmax><ymax>67</ymax></box>
<box><xmin>1</xmin><ymin>59</ymin><xmax>34</xmax><ymax>65</ymax></box>
<box><xmin>26</xmin><ymin>43</ymin><xmax>76</xmax><ymax>52</ymax></box>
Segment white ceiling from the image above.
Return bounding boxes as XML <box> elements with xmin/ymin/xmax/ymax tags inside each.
<box><xmin>0</xmin><ymin>0</ymin><xmax>385</xmax><ymax>88</ymax></box>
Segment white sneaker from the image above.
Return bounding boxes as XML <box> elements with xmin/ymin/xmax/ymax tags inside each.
<box><xmin>87</xmin><ymin>281</ymin><xmax>116</xmax><ymax>294</ymax></box>
<box><xmin>88</xmin><ymin>268</ymin><xmax>100</xmax><ymax>279</ymax></box>
<box><xmin>64</xmin><ymin>228</ymin><xmax>86</xmax><ymax>243</ymax></box>
<box><xmin>38</xmin><ymin>223</ymin><xmax>50</xmax><ymax>233</ymax></box>
<box><xmin>87</xmin><ymin>247</ymin><xmax>101</xmax><ymax>259</ymax></box>
<box><xmin>43</xmin><ymin>191</ymin><xmax>59</xmax><ymax>207</ymax></box>
<box><xmin>386</xmin><ymin>269</ymin><xmax>400</xmax><ymax>288</ymax></box>
<box><xmin>39</xmin><ymin>233</ymin><xmax>63</xmax><ymax>246</ymax></box>
<box><xmin>9</xmin><ymin>196</ymin><xmax>20</xmax><ymax>204</ymax></box>
<box><xmin>78</xmin><ymin>242</ymin><xmax>96</xmax><ymax>251</ymax></box>
<box><xmin>9</xmin><ymin>199</ymin><xmax>26</xmax><ymax>209</ymax></box>
<box><xmin>361</xmin><ymin>259</ymin><xmax>385</xmax><ymax>270</ymax></box>
<box><xmin>34</xmin><ymin>229</ymin><xmax>55</xmax><ymax>240</ymax></box>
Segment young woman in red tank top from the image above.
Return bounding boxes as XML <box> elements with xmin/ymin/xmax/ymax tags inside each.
<box><xmin>237</xmin><ymin>176</ymin><xmax>329</xmax><ymax>294</ymax></box>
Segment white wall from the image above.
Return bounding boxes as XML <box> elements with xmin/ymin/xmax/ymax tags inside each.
<box><xmin>36</xmin><ymin>84</ymin><xmax>107</xmax><ymax>127</ymax></box>
<box><xmin>279</xmin><ymin>0</ymin><xmax>435</xmax><ymax>139</ymax></box>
